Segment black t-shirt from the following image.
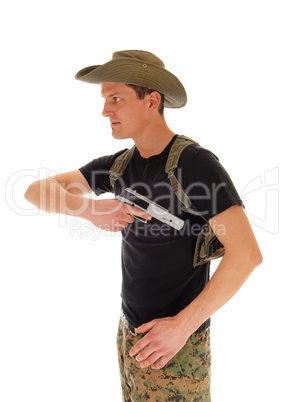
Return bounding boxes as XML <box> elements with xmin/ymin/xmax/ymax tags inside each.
<box><xmin>79</xmin><ymin>135</ymin><xmax>243</xmax><ymax>332</ymax></box>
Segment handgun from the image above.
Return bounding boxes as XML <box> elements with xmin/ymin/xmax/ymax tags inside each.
<box><xmin>116</xmin><ymin>188</ymin><xmax>184</xmax><ymax>231</ymax></box>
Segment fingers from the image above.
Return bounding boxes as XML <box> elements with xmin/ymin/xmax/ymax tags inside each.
<box><xmin>116</xmin><ymin>204</ymin><xmax>151</xmax><ymax>229</ymax></box>
<box><xmin>93</xmin><ymin>199</ymin><xmax>151</xmax><ymax>232</ymax></box>
<box><xmin>129</xmin><ymin>320</ymin><xmax>157</xmax><ymax>357</ymax></box>
<box><xmin>151</xmin><ymin>355</ymin><xmax>169</xmax><ymax>370</ymax></box>
<box><xmin>123</xmin><ymin>213</ymin><xmax>135</xmax><ymax>224</ymax></box>
<box><xmin>140</xmin><ymin>352</ymin><xmax>161</xmax><ymax>369</ymax></box>
<box><xmin>128</xmin><ymin>316</ymin><xmax>188</xmax><ymax>370</ymax></box>
<box><xmin>129</xmin><ymin>337</ymin><xmax>150</xmax><ymax>358</ymax></box>
<box><xmin>123</xmin><ymin>204</ymin><xmax>152</xmax><ymax>221</ymax></box>
<box><xmin>114</xmin><ymin>223</ymin><xmax>128</xmax><ymax>231</ymax></box>
<box><xmin>114</xmin><ymin>214</ymin><xmax>134</xmax><ymax>230</ymax></box>
<box><xmin>132</xmin><ymin>343</ymin><xmax>171</xmax><ymax>370</ymax></box>
<box><xmin>135</xmin><ymin>345</ymin><xmax>171</xmax><ymax>369</ymax></box>
<box><xmin>135</xmin><ymin>320</ymin><xmax>156</xmax><ymax>334</ymax></box>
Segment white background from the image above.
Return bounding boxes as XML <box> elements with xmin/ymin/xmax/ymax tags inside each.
<box><xmin>1</xmin><ymin>1</ymin><xmax>283</xmax><ymax>401</ymax></box>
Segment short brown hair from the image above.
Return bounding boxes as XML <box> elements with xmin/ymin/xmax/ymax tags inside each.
<box><xmin>126</xmin><ymin>84</ymin><xmax>164</xmax><ymax>115</ymax></box>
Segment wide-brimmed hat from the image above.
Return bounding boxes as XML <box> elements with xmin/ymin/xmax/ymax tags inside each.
<box><xmin>75</xmin><ymin>50</ymin><xmax>187</xmax><ymax>108</ymax></box>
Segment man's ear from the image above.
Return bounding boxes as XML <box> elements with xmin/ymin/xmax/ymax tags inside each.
<box><xmin>147</xmin><ymin>91</ymin><xmax>162</xmax><ymax>112</ymax></box>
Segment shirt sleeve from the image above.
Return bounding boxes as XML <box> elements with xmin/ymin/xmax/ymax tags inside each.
<box><xmin>180</xmin><ymin>147</ymin><xmax>244</xmax><ymax>221</ymax></box>
<box><xmin>79</xmin><ymin>149</ymin><xmax>127</xmax><ymax>196</ymax></box>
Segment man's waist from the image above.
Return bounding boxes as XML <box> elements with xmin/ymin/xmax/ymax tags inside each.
<box><xmin>120</xmin><ymin>310</ymin><xmax>137</xmax><ymax>336</ymax></box>
<box><xmin>120</xmin><ymin>308</ymin><xmax>210</xmax><ymax>335</ymax></box>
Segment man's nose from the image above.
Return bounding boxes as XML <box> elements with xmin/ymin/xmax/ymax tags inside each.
<box><xmin>102</xmin><ymin>101</ymin><xmax>113</xmax><ymax>117</ymax></box>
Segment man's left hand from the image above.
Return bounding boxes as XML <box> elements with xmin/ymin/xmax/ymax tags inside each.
<box><xmin>129</xmin><ymin>315</ymin><xmax>192</xmax><ymax>370</ymax></box>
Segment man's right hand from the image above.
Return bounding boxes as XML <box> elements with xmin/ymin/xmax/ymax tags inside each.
<box><xmin>90</xmin><ymin>199</ymin><xmax>152</xmax><ymax>232</ymax></box>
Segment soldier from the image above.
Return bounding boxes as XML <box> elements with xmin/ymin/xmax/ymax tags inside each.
<box><xmin>25</xmin><ymin>50</ymin><xmax>262</xmax><ymax>401</ymax></box>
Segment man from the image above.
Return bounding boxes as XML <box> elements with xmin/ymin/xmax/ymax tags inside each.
<box><xmin>25</xmin><ymin>50</ymin><xmax>262</xmax><ymax>401</ymax></box>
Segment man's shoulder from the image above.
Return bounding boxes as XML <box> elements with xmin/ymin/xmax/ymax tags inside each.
<box><xmin>178</xmin><ymin>142</ymin><xmax>219</xmax><ymax>168</ymax></box>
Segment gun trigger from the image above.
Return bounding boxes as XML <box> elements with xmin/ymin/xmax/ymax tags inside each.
<box><xmin>132</xmin><ymin>215</ymin><xmax>147</xmax><ymax>224</ymax></box>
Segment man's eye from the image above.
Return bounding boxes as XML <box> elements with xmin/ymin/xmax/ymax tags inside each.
<box><xmin>113</xmin><ymin>97</ymin><xmax>121</xmax><ymax>102</ymax></box>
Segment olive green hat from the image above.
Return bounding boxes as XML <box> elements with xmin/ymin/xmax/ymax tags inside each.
<box><xmin>75</xmin><ymin>50</ymin><xmax>187</xmax><ymax>108</ymax></box>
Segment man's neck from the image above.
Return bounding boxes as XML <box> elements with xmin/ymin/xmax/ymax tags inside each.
<box><xmin>133</xmin><ymin>119</ymin><xmax>175</xmax><ymax>159</ymax></box>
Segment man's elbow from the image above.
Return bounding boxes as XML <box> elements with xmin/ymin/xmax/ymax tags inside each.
<box><xmin>24</xmin><ymin>181</ymin><xmax>40</xmax><ymax>204</ymax></box>
<box><xmin>226</xmin><ymin>242</ymin><xmax>263</xmax><ymax>274</ymax></box>
<box><xmin>25</xmin><ymin>183</ymin><xmax>34</xmax><ymax>202</ymax></box>
<box><xmin>246</xmin><ymin>244</ymin><xmax>263</xmax><ymax>271</ymax></box>
<box><xmin>255</xmin><ymin>248</ymin><xmax>263</xmax><ymax>267</ymax></box>
<box><xmin>253</xmin><ymin>249</ymin><xmax>263</xmax><ymax>268</ymax></box>
<box><xmin>24</xmin><ymin>183</ymin><xmax>34</xmax><ymax>202</ymax></box>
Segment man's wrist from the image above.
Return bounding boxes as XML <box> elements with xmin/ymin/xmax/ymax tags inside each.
<box><xmin>76</xmin><ymin>196</ymin><xmax>96</xmax><ymax>222</ymax></box>
<box><xmin>175</xmin><ymin>303</ymin><xmax>203</xmax><ymax>337</ymax></box>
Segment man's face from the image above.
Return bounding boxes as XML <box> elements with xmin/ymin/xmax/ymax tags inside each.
<box><xmin>101</xmin><ymin>82</ymin><xmax>150</xmax><ymax>140</ymax></box>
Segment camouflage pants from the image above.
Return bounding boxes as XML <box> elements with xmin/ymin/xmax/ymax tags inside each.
<box><xmin>117</xmin><ymin>317</ymin><xmax>211</xmax><ymax>402</ymax></box>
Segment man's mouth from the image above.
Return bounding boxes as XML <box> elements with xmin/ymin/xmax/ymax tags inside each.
<box><xmin>111</xmin><ymin>121</ymin><xmax>120</xmax><ymax>128</ymax></box>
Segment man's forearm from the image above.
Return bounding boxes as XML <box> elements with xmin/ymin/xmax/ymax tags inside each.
<box><xmin>177</xmin><ymin>249</ymin><xmax>262</xmax><ymax>334</ymax></box>
<box><xmin>25</xmin><ymin>178</ymin><xmax>151</xmax><ymax>231</ymax></box>
<box><xmin>24</xmin><ymin>178</ymin><xmax>93</xmax><ymax>221</ymax></box>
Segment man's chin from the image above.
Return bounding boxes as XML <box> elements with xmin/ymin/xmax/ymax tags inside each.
<box><xmin>111</xmin><ymin>130</ymin><xmax>130</xmax><ymax>140</ymax></box>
